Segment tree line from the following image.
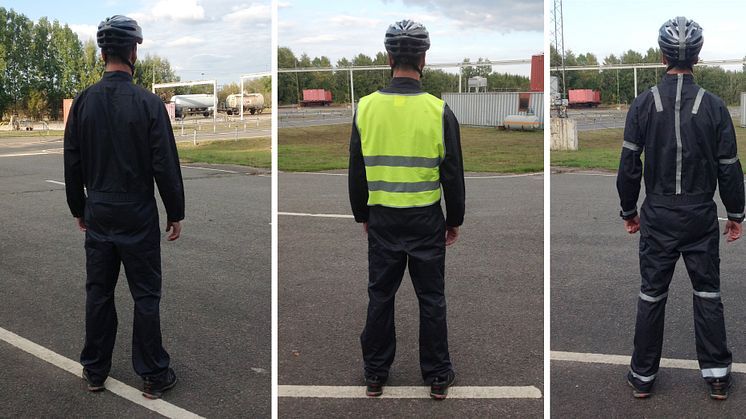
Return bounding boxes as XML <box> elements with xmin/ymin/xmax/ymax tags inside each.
<box><xmin>550</xmin><ymin>45</ymin><xmax>746</xmax><ymax>106</ymax></box>
<box><xmin>278</xmin><ymin>47</ymin><xmax>531</xmax><ymax>106</ymax></box>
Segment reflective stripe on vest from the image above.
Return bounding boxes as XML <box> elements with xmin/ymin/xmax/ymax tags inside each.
<box><xmin>357</xmin><ymin>91</ymin><xmax>445</xmax><ymax>208</ymax></box>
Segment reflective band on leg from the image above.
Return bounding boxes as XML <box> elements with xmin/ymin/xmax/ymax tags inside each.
<box><xmin>622</xmin><ymin>141</ymin><xmax>640</xmax><ymax>151</ymax></box>
<box><xmin>693</xmin><ymin>290</ymin><xmax>721</xmax><ymax>299</ymax></box>
<box><xmin>719</xmin><ymin>156</ymin><xmax>739</xmax><ymax>165</ymax></box>
<box><xmin>630</xmin><ymin>370</ymin><xmax>657</xmax><ymax>383</ymax></box>
<box><xmin>651</xmin><ymin>86</ymin><xmax>663</xmax><ymax>112</ymax></box>
<box><xmin>639</xmin><ymin>291</ymin><xmax>668</xmax><ymax>303</ymax></box>
<box><xmin>702</xmin><ymin>366</ymin><xmax>731</xmax><ymax>378</ymax></box>
<box><xmin>674</xmin><ymin>74</ymin><xmax>683</xmax><ymax>195</ymax></box>
<box><xmin>692</xmin><ymin>88</ymin><xmax>706</xmax><ymax>114</ymax></box>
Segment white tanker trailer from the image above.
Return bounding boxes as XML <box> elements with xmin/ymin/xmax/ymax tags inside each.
<box><xmin>224</xmin><ymin>93</ymin><xmax>265</xmax><ymax>115</ymax></box>
<box><xmin>170</xmin><ymin>94</ymin><xmax>215</xmax><ymax>118</ymax></box>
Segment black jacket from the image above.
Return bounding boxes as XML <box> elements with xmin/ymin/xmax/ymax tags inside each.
<box><xmin>64</xmin><ymin>71</ymin><xmax>185</xmax><ymax>222</ymax></box>
<box><xmin>617</xmin><ymin>73</ymin><xmax>744</xmax><ymax>222</ymax></box>
<box><xmin>348</xmin><ymin>77</ymin><xmax>466</xmax><ymax>226</ymax></box>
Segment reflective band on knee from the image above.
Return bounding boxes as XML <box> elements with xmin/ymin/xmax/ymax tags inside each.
<box><xmin>702</xmin><ymin>366</ymin><xmax>730</xmax><ymax>378</ymax></box>
<box><xmin>639</xmin><ymin>291</ymin><xmax>668</xmax><ymax>303</ymax></box>
<box><xmin>630</xmin><ymin>370</ymin><xmax>657</xmax><ymax>382</ymax></box>
<box><xmin>693</xmin><ymin>290</ymin><xmax>721</xmax><ymax>299</ymax></box>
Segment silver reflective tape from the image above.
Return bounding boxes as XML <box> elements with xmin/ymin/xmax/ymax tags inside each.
<box><xmin>675</xmin><ymin>74</ymin><xmax>683</xmax><ymax>195</ymax></box>
<box><xmin>621</xmin><ymin>207</ymin><xmax>637</xmax><ymax>217</ymax></box>
<box><xmin>651</xmin><ymin>86</ymin><xmax>663</xmax><ymax>112</ymax></box>
<box><xmin>727</xmin><ymin>212</ymin><xmax>745</xmax><ymax>219</ymax></box>
<box><xmin>678</xmin><ymin>16</ymin><xmax>687</xmax><ymax>61</ymax></box>
<box><xmin>692</xmin><ymin>88</ymin><xmax>705</xmax><ymax>114</ymax></box>
<box><xmin>719</xmin><ymin>156</ymin><xmax>739</xmax><ymax>165</ymax></box>
<box><xmin>367</xmin><ymin>180</ymin><xmax>440</xmax><ymax>193</ymax></box>
<box><xmin>630</xmin><ymin>370</ymin><xmax>657</xmax><ymax>383</ymax></box>
<box><xmin>622</xmin><ymin>141</ymin><xmax>640</xmax><ymax>151</ymax></box>
<box><xmin>364</xmin><ymin>156</ymin><xmax>441</xmax><ymax>168</ymax></box>
<box><xmin>639</xmin><ymin>291</ymin><xmax>668</xmax><ymax>303</ymax></box>
<box><xmin>701</xmin><ymin>366</ymin><xmax>731</xmax><ymax>378</ymax></box>
<box><xmin>693</xmin><ymin>290</ymin><xmax>721</xmax><ymax>299</ymax></box>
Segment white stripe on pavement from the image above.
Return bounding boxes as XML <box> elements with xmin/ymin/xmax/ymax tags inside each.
<box><xmin>0</xmin><ymin>149</ymin><xmax>63</xmax><ymax>158</ymax></box>
<box><xmin>278</xmin><ymin>211</ymin><xmax>354</xmax><ymax>219</ymax></box>
<box><xmin>180</xmin><ymin>165</ymin><xmax>238</xmax><ymax>174</ymax></box>
<box><xmin>551</xmin><ymin>351</ymin><xmax>746</xmax><ymax>374</ymax></box>
<box><xmin>45</xmin><ymin>180</ymin><xmax>65</xmax><ymax>186</ymax></box>
<box><xmin>0</xmin><ymin>326</ymin><xmax>204</xmax><ymax>419</ymax></box>
<box><xmin>278</xmin><ymin>385</ymin><xmax>542</xmax><ymax>399</ymax></box>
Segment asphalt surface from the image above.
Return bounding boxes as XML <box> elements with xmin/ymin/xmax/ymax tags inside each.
<box><xmin>278</xmin><ymin>107</ymin><xmax>352</xmax><ymax>128</ymax></box>
<box><xmin>551</xmin><ymin>171</ymin><xmax>746</xmax><ymax>416</ymax></box>
<box><xmin>0</xmin><ymin>136</ymin><xmax>271</xmax><ymax>417</ymax></box>
<box><xmin>567</xmin><ymin>106</ymin><xmax>742</xmax><ymax>132</ymax></box>
<box><xmin>278</xmin><ymin>172</ymin><xmax>544</xmax><ymax>417</ymax></box>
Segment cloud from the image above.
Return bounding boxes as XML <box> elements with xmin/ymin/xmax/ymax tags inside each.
<box><xmin>223</xmin><ymin>3</ymin><xmax>272</xmax><ymax>23</ymax></box>
<box><xmin>150</xmin><ymin>0</ymin><xmax>206</xmax><ymax>22</ymax></box>
<box><xmin>328</xmin><ymin>15</ymin><xmax>382</xmax><ymax>28</ymax></box>
<box><xmin>386</xmin><ymin>0</ymin><xmax>543</xmax><ymax>32</ymax></box>
<box><xmin>69</xmin><ymin>24</ymin><xmax>98</xmax><ymax>43</ymax></box>
<box><xmin>166</xmin><ymin>36</ymin><xmax>205</xmax><ymax>47</ymax></box>
<box><xmin>278</xmin><ymin>1</ymin><xmax>291</xmax><ymax>8</ymax></box>
<box><xmin>294</xmin><ymin>34</ymin><xmax>339</xmax><ymax>44</ymax></box>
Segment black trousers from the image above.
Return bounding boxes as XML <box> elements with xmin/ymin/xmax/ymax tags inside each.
<box><xmin>80</xmin><ymin>193</ymin><xmax>170</xmax><ymax>382</ymax></box>
<box><xmin>360</xmin><ymin>204</ymin><xmax>452</xmax><ymax>384</ymax></box>
<box><xmin>630</xmin><ymin>196</ymin><xmax>731</xmax><ymax>387</ymax></box>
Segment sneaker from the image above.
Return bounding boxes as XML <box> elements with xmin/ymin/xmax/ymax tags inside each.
<box><xmin>142</xmin><ymin>368</ymin><xmax>177</xmax><ymax>399</ymax></box>
<box><xmin>626</xmin><ymin>371</ymin><xmax>652</xmax><ymax>399</ymax></box>
<box><xmin>365</xmin><ymin>375</ymin><xmax>386</xmax><ymax>397</ymax></box>
<box><xmin>708</xmin><ymin>376</ymin><xmax>732</xmax><ymax>401</ymax></box>
<box><xmin>82</xmin><ymin>369</ymin><xmax>105</xmax><ymax>392</ymax></box>
<box><xmin>430</xmin><ymin>371</ymin><xmax>456</xmax><ymax>400</ymax></box>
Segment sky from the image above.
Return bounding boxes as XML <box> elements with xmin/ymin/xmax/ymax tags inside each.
<box><xmin>2</xmin><ymin>0</ymin><xmax>271</xmax><ymax>85</ymax></box>
<box><xmin>560</xmin><ymin>0</ymin><xmax>746</xmax><ymax>71</ymax></box>
<box><xmin>279</xmin><ymin>0</ymin><xmax>544</xmax><ymax>76</ymax></box>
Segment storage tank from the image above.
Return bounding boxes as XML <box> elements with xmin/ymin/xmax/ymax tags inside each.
<box><xmin>170</xmin><ymin>94</ymin><xmax>215</xmax><ymax>117</ymax></box>
<box><xmin>504</xmin><ymin>114</ymin><xmax>541</xmax><ymax>131</ymax></box>
<box><xmin>226</xmin><ymin>93</ymin><xmax>265</xmax><ymax>114</ymax></box>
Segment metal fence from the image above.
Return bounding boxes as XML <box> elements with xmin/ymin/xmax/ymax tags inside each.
<box><xmin>441</xmin><ymin>92</ymin><xmax>543</xmax><ymax>127</ymax></box>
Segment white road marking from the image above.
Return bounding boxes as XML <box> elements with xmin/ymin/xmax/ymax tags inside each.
<box><xmin>559</xmin><ymin>172</ymin><xmax>616</xmax><ymax>177</ymax></box>
<box><xmin>180</xmin><ymin>165</ymin><xmax>238</xmax><ymax>174</ymax></box>
<box><xmin>0</xmin><ymin>149</ymin><xmax>62</xmax><ymax>158</ymax></box>
<box><xmin>278</xmin><ymin>385</ymin><xmax>542</xmax><ymax>399</ymax></box>
<box><xmin>45</xmin><ymin>180</ymin><xmax>65</xmax><ymax>186</ymax></box>
<box><xmin>278</xmin><ymin>211</ymin><xmax>354</xmax><ymax>219</ymax></box>
<box><xmin>551</xmin><ymin>350</ymin><xmax>746</xmax><ymax>374</ymax></box>
<box><xmin>0</xmin><ymin>326</ymin><xmax>204</xmax><ymax>419</ymax></box>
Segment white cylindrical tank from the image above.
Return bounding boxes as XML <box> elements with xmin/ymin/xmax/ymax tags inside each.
<box><xmin>170</xmin><ymin>94</ymin><xmax>215</xmax><ymax>109</ymax></box>
<box><xmin>504</xmin><ymin>114</ymin><xmax>541</xmax><ymax>131</ymax></box>
<box><xmin>226</xmin><ymin>93</ymin><xmax>265</xmax><ymax>111</ymax></box>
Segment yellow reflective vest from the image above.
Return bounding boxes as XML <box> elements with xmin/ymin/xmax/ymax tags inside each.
<box><xmin>356</xmin><ymin>91</ymin><xmax>445</xmax><ymax>208</ymax></box>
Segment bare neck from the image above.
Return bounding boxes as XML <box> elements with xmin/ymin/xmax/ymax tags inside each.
<box><xmin>105</xmin><ymin>62</ymin><xmax>133</xmax><ymax>75</ymax></box>
<box><xmin>392</xmin><ymin>68</ymin><xmax>421</xmax><ymax>80</ymax></box>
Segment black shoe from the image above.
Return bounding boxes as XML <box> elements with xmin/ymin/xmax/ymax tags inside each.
<box><xmin>142</xmin><ymin>368</ymin><xmax>177</xmax><ymax>399</ymax></box>
<box><xmin>708</xmin><ymin>376</ymin><xmax>732</xmax><ymax>401</ymax></box>
<box><xmin>365</xmin><ymin>375</ymin><xmax>386</xmax><ymax>397</ymax></box>
<box><xmin>430</xmin><ymin>371</ymin><xmax>456</xmax><ymax>400</ymax></box>
<box><xmin>626</xmin><ymin>371</ymin><xmax>653</xmax><ymax>399</ymax></box>
<box><xmin>82</xmin><ymin>369</ymin><xmax>105</xmax><ymax>392</ymax></box>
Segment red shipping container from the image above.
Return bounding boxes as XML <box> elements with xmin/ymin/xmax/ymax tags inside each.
<box><xmin>325</xmin><ymin>91</ymin><xmax>332</xmax><ymax>102</ymax></box>
<box><xmin>530</xmin><ymin>54</ymin><xmax>543</xmax><ymax>92</ymax></box>
<box><xmin>303</xmin><ymin>89</ymin><xmax>326</xmax><ymax>102</ymax></box>
<box><xmin>568</xmin><ymin>89</ymin><xmax>598</xmax><ymax>104</ymax></box>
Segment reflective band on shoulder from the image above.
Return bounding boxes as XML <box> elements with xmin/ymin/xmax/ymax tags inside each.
<box><xmin>651</xmin><ymin>86</ymin><xmax>663</xmax><ymax>112</ymax></box>
<box><xmin>727</xmin><ymin>212</ymin><xmax>745</xmax><ymax>219</ymax></box>
<box><xmin>674</xmin><ymin>74</ymin><xmax>683</xmax><ymax>195</ymax></box>
<box><xmin>364</xmin><ymin>156</ymin><xmax>441</xmax><ymax>168</ymax></box>
<box><xmin>693</xmin><ymin>290</ymin><xmax>721</xmax><ymax>299</ymax></box>
<box><xmin>367</xmin><ymin>180</ymin><xmax>440</xmax><ymax>193</ymax></box>
<box><xmin>622</xmin><ymin>141</ymin><xmax>640</xmax><ymax>151</ymax></box>
<box><xmin>639</xmin><ymin>291</ymin><xmax>668</xmax><ymax>303</ymax></box>
<box><xmin>719</xmin><ymin>156</ymin><xmax>739</xmax><ymax>165</ymax></box>
<box><xmin>692</xmin><ymin>88</ymin><xmax>706</xmax><ymax>114</ymax></box>
<box><xmin>621</xmin><ymin>207</ymin><xmax>637</xmax><ymax>217</ymax></box>
<box><xmin>701</xmin><ymin>366</ymin><xmax>731</xmax><ymax>378</ymax></box>
<box><xmin>630</xmin><ymin>370</ymin><xmax>657</xmax><ymax>383</ymax></box>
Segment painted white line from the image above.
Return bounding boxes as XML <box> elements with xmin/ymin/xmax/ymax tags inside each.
<box><xmin>551</xmin><ymin>350</ymin><xmax>746</xmax><ymax>374</ymax></box>
<box><xmin>465</xmin><ymin>173</ymin><xmax>542</xmax><ymax>179</ymax></box>
<box><xmin>0</xmin><ymin>149</ymin><xmax>62</xmax><ymax>158</ymax></box>
<box><xmin>278</xmin><ymin>211</ymin><xmax>354</xmax><ymax>219</ymax></box>
<box><xmin>0</xmin><ymin>326</ymin><xmax>204</xmax><ymax>419</ymax></box>
<box><xmin>45</xmin><ymin>180</ymin><xmax>65</xmax><ymax>186</ymax></box>
<box><xmin>559</xmin><ymin>172</ymin><xmax>616</xmax><ymax>177</ymax></box>
<box><xmin>180</xmin><ymin>165</ymin><xmax>238</xmax><ymax>174</ymax></box>
<box><xmin>278</xmin><ymin>385</ymin><xmax>542</xmax><ymax>399</ymax></box>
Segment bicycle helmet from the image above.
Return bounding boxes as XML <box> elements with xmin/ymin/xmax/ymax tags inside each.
<box><xmin>658</xmin><ymin>16</ymin><xmax>703</xmax><ymax>65</ymax></box>
<box><xmin>384</xmin><ymin>20</ymin><xmax>430</xmax><ymax>75</ymax></box>
<box><xmin>97</xmin><ymin>15</ymin><xmax>143</xmax><ymax>72</ymax></box>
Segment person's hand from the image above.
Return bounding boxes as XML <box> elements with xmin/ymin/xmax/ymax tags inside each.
<box><xmin>624</xmin><ymin>216</ymin><xmax>640</xmax><ymax>234</ymax></box>
<box><xmin>166</xmin><ymin>221</ymin><xmax>181</xmax><ymax>241</ymax></box>
<box><xmin>363</xmin><ymin>222</ymin><xmax>368</xmax><ymax>234</ymax></box>
<box><xmin>446</xmin><ymin>226</ymin><xmax>459</xmax><ymax>246</ymax></box>
<box><xmin>723</xmin><ymin>220</ymin><xmax>742</xmax><ymax>243</ymax></box>
<box><xmin>75</xmin><ymin>217</ymin><xmax>86</xmax><ymax>232</ymax></box>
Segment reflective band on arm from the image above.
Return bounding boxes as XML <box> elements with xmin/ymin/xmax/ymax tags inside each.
<box><xmin>651</xmin><ymin>86</ymin><xmax>663</xmax><ymax>112</ymax></box>
<box><xmin>639</xmin><ymin>291</ymin><xmax>668</xmax><ymax>303</ymax></box>
<box><xmin>621</xmin><ymin>207</ymin><xmax>637</xmax><ymax>217</ymax></box>
<box><xmin>630</xmin><ymin>370</ymin><xmax>657</xmax><ymax>382</ymax></box>
<box><xmin>692</xmin><ymin>88</ymin><xmax>706</xmax><ymax>114</ymax></box>
<box><xmin>727</xmin><ymin>212</ymin><xmax>745</xmax><ymax>219</ymax></box>
<box><xmin>693</xmin><ymin>290</ymin><xmax>721</xmax><ymax>299</ymax></box>
<box><xmin>719</xmin><ymin>156</ymin><xmax>739</xmax><ymax>165</ymax></box>
<box><xmin>622</xmin><ymin>141</ymin><xmax>640</xmax><ymax>152</ymax></box>
<box><xmin>701</xmin><ymin>366</ymin><xmax>731</xmax><ymax>378</ymax></box>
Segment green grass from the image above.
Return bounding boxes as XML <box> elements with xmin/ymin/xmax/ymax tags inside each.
<box><xmin>551</xmin><ymin>126</ymin><xmax>746</xmax><ymax>172</ymax></box>
<box><xmin>278</xmin><ymin>125</ymin><xmax>543</xmax><ymax>173</ymax></box>
<box><xmin>177</xmin><ymin>137</ymin><xmax>270</xmax><ymax>168</ymax></box>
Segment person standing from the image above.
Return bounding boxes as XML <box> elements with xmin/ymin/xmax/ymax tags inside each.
<box><xmin>348</xmin><ymin>19</ymin><xmax>466</xmax><ymax>400</ymax></box>
<box><xmin>617</xmin><ymin>16</ymin><xmax>744</xmax><ymax>400</ymax></box>
<box><xmin>64</xmin><ymin>15</ymin><xmax>185</xmax><ymax>399</ymax></box>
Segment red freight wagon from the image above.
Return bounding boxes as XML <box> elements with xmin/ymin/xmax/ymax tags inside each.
<box><xmin>568</xmin><ymin>89</ymin><xmax>601</xmax><ymax>107</ymax></box>
<box><xmin>530</xmin><ymin>54</ymin><xmax>543</xmax><ymax>92</ymax></box>
<box><xmin>300</xmin><ymin>89</ymin><xmax>333</xmax><ymax>106</ymax></box>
